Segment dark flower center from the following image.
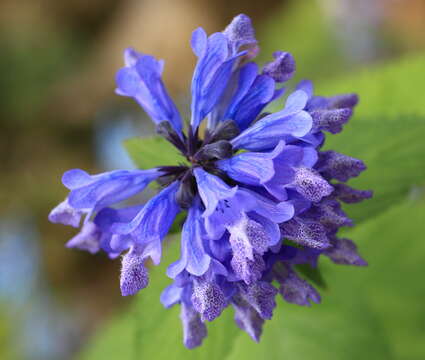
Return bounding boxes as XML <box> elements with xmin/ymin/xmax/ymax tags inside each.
<box><xmin>156</xmin><ymin>120</ymin><xmax>240</xmax><ymax>208</ymax></box>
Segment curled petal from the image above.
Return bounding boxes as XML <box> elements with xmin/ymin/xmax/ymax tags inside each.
<box><xmin>48</xmin><ymin>198</ymin><xmax>83</xmax><ymax>228</ymax></box>
<box><xmin>191</xmin><ymin>28</ymin><xmax>208</xmax><ymax>57</ymax></box>
<box><xmin>94</xmin><ymin>205</ymin><xmax>143</xmax><ymax>257</ymax></box>
<box><xmin>160</xmin><ymin>283</ymin><xmax>183</xmax><ymax>308</ymax></box>
<box><xmin>295</xmin><ymin>79</ymin><xmax>313</xmax><ymax>98</ymax></box>
<box><xmin>208</xmin><ymin>234</ymin><xmax>231</xmax><ymax>262</ymax></box>
<box><xmin>248</xmin><ymin>212</ymin><xmax>281</xmax><ymax>247</ymax></box>
<box><xmin>284</xmin><ymin>90</ymin><xmax>310</xmax><ymax>113</ymax></box>
<box><xmin>66</xmin><ymin>221</ymin><xmax>101</xmax><ymax>254</ymax></box>
<box><xmin>218</xmin><ymin>141</ymin><xmax>301</xmax><ymax>189</ymax></box>
<box><xmin>301</xmin><ymin>147</ymin><xmax>319</xmax><ymax>167</ymax></box>
<box><xmin>62</xmin><ymin>169</ymin><xmax>93</xmax><ymax>190</ymax></box>
<box><xmin>123</xmin><ymin>47</ymin><xmax>142</xmax><ymax>67</ymax></box>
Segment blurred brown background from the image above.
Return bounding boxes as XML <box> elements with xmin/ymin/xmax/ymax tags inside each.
<box><xmin>0</xmin><ymin>0</ymin><xmax>424</xmax><ymax>359</ymax></box>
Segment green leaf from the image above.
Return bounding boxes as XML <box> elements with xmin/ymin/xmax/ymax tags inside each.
<box><xmin>124</xmin><ymin>136</ymin><xmax>188</xmax><ymax>169</ymax></box>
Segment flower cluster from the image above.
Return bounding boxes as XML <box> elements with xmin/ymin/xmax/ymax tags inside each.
<box><xmin>49</xmin><ymin>14</ymin><xmax>372</xmax><ymax>348</ymax></box>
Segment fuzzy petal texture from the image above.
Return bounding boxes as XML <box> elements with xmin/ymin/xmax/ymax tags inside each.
<box><xmin>120</xmin><ymin>249</ymin><xmax>149</xmax><ymax>296</ymax></box>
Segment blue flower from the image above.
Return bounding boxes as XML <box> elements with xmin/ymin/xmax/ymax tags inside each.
<box><xmin>116</xmin><ymin>49</ymin><xmax>183</xmax><ymax>135</ymax></box>
<box><xmin>50</xmin><ymin>14</ymin><xmax>372</xmax><ymax>348</ymax></box>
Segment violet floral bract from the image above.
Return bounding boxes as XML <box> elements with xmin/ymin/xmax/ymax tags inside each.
<box><xmin>49</xmin><ymin>14</ymin><xmax>372</xmax><ymax>349</ymax></box>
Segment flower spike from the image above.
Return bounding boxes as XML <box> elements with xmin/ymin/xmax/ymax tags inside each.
<box><xmin>50</xmin><ymin>13</ymin><xmax>371</xmax><ymax>349</ymax></box>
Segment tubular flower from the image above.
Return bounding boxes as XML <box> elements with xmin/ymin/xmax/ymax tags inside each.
<box><xmin>49</xmin><ymin>14</ymin><xmax>372</xmax><ymax>348</ymax></box>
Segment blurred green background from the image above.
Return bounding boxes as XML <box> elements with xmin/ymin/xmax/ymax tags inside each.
<box><xmin>1</xmin><ymin>0</ymin><xmax>425</xmax><ymax>359</ymax></box>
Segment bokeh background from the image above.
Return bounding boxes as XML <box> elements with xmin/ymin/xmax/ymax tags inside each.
<box><xmin>1</xmin><ymin>0</ymin><xmax>425</xmax><ymax>359</ymax></box>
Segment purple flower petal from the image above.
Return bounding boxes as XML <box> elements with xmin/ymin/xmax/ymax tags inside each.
<box><xmin>295</xmin><ymin>79</ymin><xmax>313</xmax><ymax>98</ymax></box>
<box><xmin>238</xmin><ymin>281</ymin><xmax>278</xmax><ymax>320</ymax></box>
<box><xmin>120</xmin><ymin>249</ymin><xmax>149</xmax><ymax>296</ymax></box>
<box><xmin>191</xmin><ymin>277</ymin><xmax>226</xmax><ymax>321</ymax></box>
<box><xmin>304</xmin><ymin>199</ymin><xmax>353</xmax><ymax>230</ymax></box>
<box><xmin>167</xmin><ymin>198</ymin><xmax>211</xmax><ymax>278</ymax></box>
<box><xmin>180</xmin><ymin>302</ymin><xmax>207</xmax><ymax>349</ymax></box>
<box><xmin>48</xmin><ymin>198</ymin><xmax>83</xmax><ymax>228</ymax></box>
<box><xmin>292</xmin><ymin>168</ymin><xmax>334</xmax><ymax>203</ymax></box>
<box><xmin>66</xmin><ymin>221</ymin><xmax>101</xmax><ymax>254</ymax></box>
<box><xmin>217</xmin><ymin>148</ymin><xmax>276</xmax><ymax>186</ymax></box>
<box><xmin>66</xmin><ymin>169</ymin><xmax>161</xmax><ymax>211</ymax></box>
<box><xmin>316</xmin><ymin>151</ymin><xmax>367</xmax><ymax>182</ymax></box>
<box><xmin>327</xmin><ymin>93</ymin><xmax>359</xmax><ymax>109</ymax></box>
<box><xmin>325</xmin><ymin>237</ymin><xmax>367</xmax><ymax>266</ymax></box>
<box><xmin>262</xmin><ymin>51</ymin><xmax>296</xmax><ymax>83</ymax></box>
<box><xmin>281</xmin><ymin>218</ymin><xmax>330</xmax><ymax>250</ymax></box>
<box><xmin>231</xmin><ymin>252</ymin><xmax>265</xmax><ymax>285</ymax></box>
<box><xmin>232</xmin><ymin>295</ymin><xmax>264</xmax><ymax>342</ymax></box>
<box><xmin>332</xmin><ymin>183</ymin><xmax>373</xmax><ymax>204</ymax></box>
<box><xmin>231</xmin><ymin>91</ymin><xmax>312</xmax><ymax>151</ymax></box>
<box><xmin>311</xmin><ymin>108</ymin><xmax>352</xmax><ymax>134</ymax></box>
<box><xmin>275</xmin><ymin>265</ymin><xmax>321</xmax><ymax>306</ymax></box>
<box><xmin>223</xmin><ymin>14</ymin><xmax>257</xmax><ymax>52</ymax></box>
<box><xmin>116</xmin><ymin>53</ymin><xmax>182</xmax><ymax>134</ymax></box>
<box><xmin>190</xmin><ymin>28</ymin><xmax>208</xmax><ymax>57</ymax></box>
<box><xmin>230</xmin><ymin>75</ymin><xmax>275</xmax><ymax>130</ymax></box>
<box><xmin>160</xmin><ymin>283</ymin><xmax>183</xmax><ymax>308</ymax></box>
<box><xmin>112</xmin><ymin>182</ymin><xmax>180</xmax><ymax>264</ymax></box>
<box><xmin>194</xmin><ymin>168</ymin><xmax>238</xmax><ymax>218</ymax></box>
<box><xmin>224</xmin><ymin>62</ymin><xmax>259</xmax><ymax>118</ymax></box>
<box><xmin>123</xmin><ymin>47</ymin><xmax>142</xmax><ymax>67</ymax></box>
<box><xmin>62</xmin><ymin>169</ymin><xmax>94</xmax><ymax>190</ymax></box>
